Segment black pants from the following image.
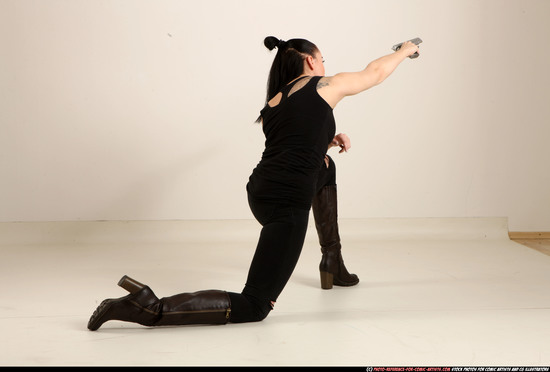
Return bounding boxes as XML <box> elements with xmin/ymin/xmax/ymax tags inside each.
<box><xmin>228</xmin><ymin>156</ymin><xmax>337</xmax><ymax>323</ymax></box>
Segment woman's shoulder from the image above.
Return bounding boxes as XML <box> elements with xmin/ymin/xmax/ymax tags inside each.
<box><xmin>316</xmin><ymin>76</ymin><xmax>331</xmax><ymax>90</ymax></box>
<box><xmin>314</xmin><ymin>76</ymin><xmax>339</xmax><ymax>108</ymax></box>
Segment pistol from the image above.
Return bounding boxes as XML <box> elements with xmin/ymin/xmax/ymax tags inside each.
<box><xmin>392</xmin><ymin>37</ymin><xmax>423</xmax><ymax>59</ymax></box>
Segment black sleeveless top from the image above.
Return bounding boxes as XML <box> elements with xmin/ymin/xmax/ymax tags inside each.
<box><xmin>247</xmin><ymin>76</ymin><xmax>336</xmax><ymax>210</ymax></box>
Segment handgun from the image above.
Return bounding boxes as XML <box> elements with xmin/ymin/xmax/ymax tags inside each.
<box><xmin>392</xmin><ymin>37</ymin><xmax>423</xmax><ymax>59</ymax></box>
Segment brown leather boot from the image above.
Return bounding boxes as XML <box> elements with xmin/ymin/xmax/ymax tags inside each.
<box><xmin>87</xmin><ymin>276</ymin><xmax>231</xmax><ymax>331</ymax></box>
<box><xmin>311</xmin><ymin>185</ymin><xmax>359</xmax><ymax>289</ymax></box>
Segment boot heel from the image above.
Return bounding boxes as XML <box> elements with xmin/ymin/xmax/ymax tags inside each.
<box><xmin>118</xmin><ymin>275</ymin><xmax>146</xmax><ymax>294</ymax></box>
<box><xmin>320</xmin><ymin>271</ymin><xmax>334</xmax><ymax>290</ymax></box>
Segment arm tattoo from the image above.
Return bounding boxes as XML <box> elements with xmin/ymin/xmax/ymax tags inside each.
<box><xmin>316</xmin><ymin>77</ymin><xmax>331</xmax><ymax>89</ymax></box>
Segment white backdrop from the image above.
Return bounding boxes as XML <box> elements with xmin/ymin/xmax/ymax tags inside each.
<box><xmin>1</xmin><ymin>0</ymin><xmax>549</xmax><ymax>231</ymax></box>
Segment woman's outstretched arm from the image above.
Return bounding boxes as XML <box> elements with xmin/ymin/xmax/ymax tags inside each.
<box><xmin>318</xmin><ymin>41</ymin><xmax>419</xmax><ymax>108</ymax></box>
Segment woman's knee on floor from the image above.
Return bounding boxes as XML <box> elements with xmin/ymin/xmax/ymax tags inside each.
<box><xmin>227</xmin><ymin>292</ymin><xmax>273</xmax><ymax>323</ymax></box>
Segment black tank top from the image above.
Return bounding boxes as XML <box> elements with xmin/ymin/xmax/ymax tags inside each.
<box><xmin>247</xmin><ymin>76</ymin><xmax>336</xmax><ymax>210</ymax></box>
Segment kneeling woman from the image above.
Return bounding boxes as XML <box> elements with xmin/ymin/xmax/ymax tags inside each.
<box><xmin>87</xmin><ymin>36</ymin><xmax>419</xmax><ymax>330</ymax></box>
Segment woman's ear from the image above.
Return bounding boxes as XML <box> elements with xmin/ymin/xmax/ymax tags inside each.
<box><xmin>305</xmin><ymin>55</ymin><xmax>315</xmax><ymax>71</ymax></box>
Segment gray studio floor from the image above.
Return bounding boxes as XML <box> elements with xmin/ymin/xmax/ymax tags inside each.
<box><xmin>1</xmin><ymin>218</ymin><xmax>549</xmax><ymax>366</ymax></box>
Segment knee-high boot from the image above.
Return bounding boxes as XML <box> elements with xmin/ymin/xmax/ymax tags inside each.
<box><xmin>87</xmin><ymin>276</ymin><xmax>231</xmax><ymax>331</ymax></box>
<box><xmin>311</xmin><ymin>185</ymin><xmax>359</xmax><ymax>289</ymax></box>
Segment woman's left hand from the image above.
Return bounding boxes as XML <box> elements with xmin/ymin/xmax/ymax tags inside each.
<box><xmin>330</xmin><ymin>133</ymin><xmax>351</xmax><ymax>153</ymax></box>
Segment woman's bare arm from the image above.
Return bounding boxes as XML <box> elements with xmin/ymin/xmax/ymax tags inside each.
<box><xmin>317</xmin><ymin>41</ymin><xmax>419</xmax><ymax>108</ymax></box>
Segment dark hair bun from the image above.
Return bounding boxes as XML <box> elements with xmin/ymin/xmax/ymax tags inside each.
<box><xmin>264</xmin><ymin>36</ymin><xmax>283</xmax><ymax>51</ymax></box>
